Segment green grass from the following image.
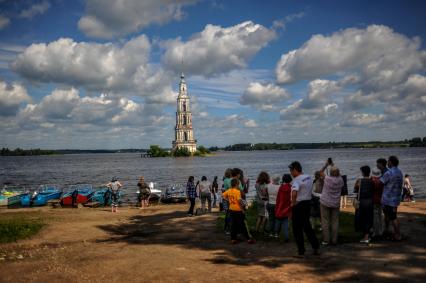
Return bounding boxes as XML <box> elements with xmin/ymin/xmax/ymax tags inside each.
<box><xmin>0</xmin><ymin>216</ymin><xmax>45</xmax><ymax>243</ymax></box>
<box><xmin>217</xmin><ymin>202</ymin><xmax>360</xmax><ymax>243</ymax></box>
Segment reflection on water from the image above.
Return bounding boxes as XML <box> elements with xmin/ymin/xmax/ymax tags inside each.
<box><xmin>1</xmin><ymin>148</ymin><xmax>425</xmax><ymax>199</ymax></box>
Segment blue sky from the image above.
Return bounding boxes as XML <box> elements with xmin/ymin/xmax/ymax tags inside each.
<box><xmin>0</xmin><ymin>0</ymin><xmax>425</xmax><ymax>149</ymax></box>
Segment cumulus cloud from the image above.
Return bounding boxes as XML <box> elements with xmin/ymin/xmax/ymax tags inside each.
<box><xmin>12</xmin><ymin>36</ymin><xmax>179</xmax><ymax>103</ymax></box>
<box><xmin>15</xmin><ymin>88</ymin><xmax>168</xmax><ymax>129</ymax></box>
<box><xmin>240</xmin><ymin>82</ymin><xmax>290</xmax><ymax>110</ymax></box>
<box><xmin>0</xmin><ymin>15</ymin><xmax>10</xmax><ymax>29</ymax></box>
<box><xmin>244</xmin><ymin>119</ymin><xmax>258</xmax><ymax>128</ymax></box>
<box><xmin>340</xmin><ymin>113</ymin><xmax>386</xmax><ymax>127</ymax></box>
<box><xmin>0</xmin><ymin>80</ymin><xmax>31</xmax><ymax>116</ymax></box>
<box><xmin>78</xmin><ymin>0</ymin><xmax>197</xmax><ymax>39</ymax></box>
<box><xmin>12</xmin><ymin>36</ymin><xmax>154</xmax><ymax>91</ymax></box>
<box><xmin>273</xmin><ymin>24</ymin><xmax>426</xmax><ymax>134</ymax></box>
<box><xmin>162</xmin><ymin>21</ymin><xmax>276</xmax><ymax>76</ymax></box>
<box><xmin>279</xmin><ymin>79</ymin><xmax>342</xmax><ymax>121</ymax></box>
<box><xmin>19</xmin><ymin>1</ymin><xmax>50</xmax><ymax>19</ymax></box>
<box><xmin>276</xmin><ymin>25</ymin><xmax>426</xmax><ymax>86</ymax></box>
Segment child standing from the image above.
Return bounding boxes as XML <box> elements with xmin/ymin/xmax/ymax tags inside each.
<box><xmin>275</xmin><ymin>174</ymin><xmax>292</xmax><ymax>241</ymax></box>
<box><xmin>222</xmin><ymin>178</ymin><xmax>255</xmax><ymax>244</ymax></box>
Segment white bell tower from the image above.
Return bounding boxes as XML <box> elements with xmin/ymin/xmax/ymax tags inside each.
<box><xmin>172</xmin><ymin>73</ymin><xmax>197</xmax><ymax>153</ymax></box>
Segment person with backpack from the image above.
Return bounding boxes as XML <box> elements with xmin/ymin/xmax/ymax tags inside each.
<box><xmin>137</xmin><ymin>176</ymin><xmax>151</xmax><ymax>209</ymax></box>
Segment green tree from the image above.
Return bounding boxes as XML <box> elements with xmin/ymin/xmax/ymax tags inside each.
<box><xmin>172</xmin><ymin>147</ymin><xmax>191</xmax><ymax>157</ymax></box>
<box><xmin>148</xmin><ymin>145</ymin><xmax>169</xmax><ymax>157</ymax></box>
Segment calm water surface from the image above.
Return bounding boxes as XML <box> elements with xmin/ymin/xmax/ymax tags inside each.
<box><xmin>1</xmin><ymin>148</ymin><xmax>425</xmax><ymax>199</ymax></box>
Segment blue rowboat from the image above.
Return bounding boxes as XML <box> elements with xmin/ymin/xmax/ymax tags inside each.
<box><xmin>89</xmin><ymin>187</ymin><xmax>112</xmax><ymax>206</ymax></box>
<box><xmin>31</xmin><ymin>185</ymin><xmax>62</xmax><ymax>206</ymax></box>
<box><xmin>20</xmin><ymin>193</ymin><xmax>31</xmax><ymax>207</ymax></box>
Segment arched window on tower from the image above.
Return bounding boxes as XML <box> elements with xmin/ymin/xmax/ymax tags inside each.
<box><xmin>183</xmin><ymin>101</ymin><xmax>186</xmax><ymax>111</ymax></box>
<box><xmin>183</xmin><ymin>115</ymin><xmax>187</xmax><ymax>125</ymax></box>
<box><xmin>184</xmin><ymin>132</ymin><xmax>188</xmax><ymax>141</ymax></box>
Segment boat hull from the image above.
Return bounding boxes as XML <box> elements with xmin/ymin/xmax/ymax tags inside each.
<box><xmin>32</xmin><ymin>191</ymin><xmax>62</xmax><ymax>206</ymax></box>
<box><xmin>61</xmin><ymin>189</ymin><xmax>93</xmax><ymax>206</ymax></box>
<box><xmin>20</xmin><ymin>194</ymin><xmax>31</xmax><ymax>207</ymax></box>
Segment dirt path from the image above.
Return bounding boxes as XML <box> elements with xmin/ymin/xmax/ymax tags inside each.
<box><xmin>1</xmin><ymin>202</ymin><xmax>426</xmax><ymax>283</ymax></box>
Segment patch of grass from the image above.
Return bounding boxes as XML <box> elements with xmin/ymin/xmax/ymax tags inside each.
<box><xmin>0</xmin><ymin>217</ymin><xmax>45</xmax><ymax>243</ymax></box>
<box><xmin>217</xmin><ymin>201</ymin><xmax>360</xmax><ymax>243</ymax></box>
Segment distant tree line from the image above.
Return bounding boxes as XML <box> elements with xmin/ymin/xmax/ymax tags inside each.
<box><xmin>222</xmin><ymin>138</ymin><xmax>426</xmax><ymax>151</ymax></box>
<box><xmin>1</xmin><ymin>148</ymin><xmax>56</xmax><ymax>156</ymax></box>
<box><xmin>3</xmin><ymin>137</ymin><xmax>424</xmax><ymax>156</ymax></box>
<box><xmin>405</xmin><ymin>137</ymin><xmax>426</xmax><ymax>147</ymax></box>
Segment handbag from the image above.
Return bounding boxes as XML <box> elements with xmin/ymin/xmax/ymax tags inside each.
<box><xmin>353</xmin><ymin>179</ymin><xmax>361</xmax><ymax>209</ymax></box>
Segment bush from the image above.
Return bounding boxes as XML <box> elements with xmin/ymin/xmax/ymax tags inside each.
<box><xmin>197</xmin><ymin>145</ymin><xmax>210</xmax><ymax>154</ymax></box>
<box><xmin>172</xmin><ymin>147</ymin><xmax>191</xmax><ymax>157</ymax></box>
<box><xmin>148</xmin><ymin>145</ymin><xmax>170</xmax><ymax>157</ymax></box>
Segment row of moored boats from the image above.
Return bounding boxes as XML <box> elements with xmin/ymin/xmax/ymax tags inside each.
<box><xmin>0</xmin><ymin>183</ymin><xmax>188</xmax><ymax>208</ymax></box>
<box><xmin>1</xmin><ymin>185</ymin><xmax>122</xmax><ymax>208</ymax></box>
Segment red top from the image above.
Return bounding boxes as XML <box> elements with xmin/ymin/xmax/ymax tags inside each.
<box><xmin>275</xmin><ymin>183</ymin><xmax>292</xmax><ymax>218</ymax></box>
<box><xmin>371</xmin><ymin>176</ymin><xmax>384</xmax><ymax>204</ymax></box>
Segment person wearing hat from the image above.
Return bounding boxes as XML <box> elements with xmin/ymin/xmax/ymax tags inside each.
<box><xmin>288</xmin><ymin>161</ymin><xmax>320</xmax><ymax>257</ymax></box>
<box><xmin>107</xmin><ymin>177</ymin><xmax>122</xmax><ymax>213</ymax></box>
<box><xmin>371</xmin><ymin>169</ymin><xmax>384</xmax><ymax>238</ymax></box>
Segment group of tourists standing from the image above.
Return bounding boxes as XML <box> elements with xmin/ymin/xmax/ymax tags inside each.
<box><xmin>186</xmin><ymin>155</ymin><xmax>410</xmax><ymax>257</ymax></box>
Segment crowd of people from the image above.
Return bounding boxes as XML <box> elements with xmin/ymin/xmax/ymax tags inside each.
<box><xmin>184</xmin><ymin>155</ymin><xmax>411</xmax><ymax>257</ymax></box>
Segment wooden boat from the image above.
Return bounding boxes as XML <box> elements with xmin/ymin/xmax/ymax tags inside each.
<box><xmin>31</xmin><ymin>185</ymin><xmax>62</xmax><ymax>206</ymax></box>
<box><xmin>61</xmin><ymin>184</ymin><xmax>93</xmax><ymax>206</ymax></box>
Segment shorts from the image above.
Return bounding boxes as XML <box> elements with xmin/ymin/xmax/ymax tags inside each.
<box><xmin>140</xmin><ymin>193</ymin><xmax>150</xmax><ymax>201</ymax></box>
<box><xmin>383</xmin><ymin>205</ymin><xmax>397</xmax><ymax>221</ymax></box>
<box><xmin>111</xmin><ymin>192</ymin><xmax>119</xmax><ymax>207</ymax></box>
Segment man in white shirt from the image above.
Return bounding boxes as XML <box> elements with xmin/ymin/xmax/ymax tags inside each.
<box><xmin>289</xmin><ymin>161</ymin><xmax>320</xmax><ymax>257</ymax></box>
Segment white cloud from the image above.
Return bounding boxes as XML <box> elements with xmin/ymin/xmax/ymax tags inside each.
<box><xmin>19</xmin><ymin>1</ymin><xmax>50</xmax><ymax>19</ymax></box>
<box><xmin>12</xmin><ymin>36</ymin><xmax>178</xmax><ymax>103</ymax></box>
<box><xmin>272</xmin><ymin>12</ymin><xmax>305</xmax><ymax>31</ymax></box>
<box><xmin>324</xmin><ymin>103</ymin><xmax>338</xmax><ymax>113</ymax></box>
<box><xmin>276</xmin><ymin>25</ymin><xmax>426</xmax><ymax>85</ymax></box>
<box><xmin>240</xmin><ymin>82</ymin><xmax>290</xmax><ymax>110</ymax></box>
<box><xmin>244</xmin><ymin>119</ymin><xmax>258</xmax><ymax>128</ymax></box>
<box><xmin>162</xmin><ymin>21</ymin><xmax>276</xmax><ymax>76</ymax></box>
<box><xmin>78</xmin><ymin>0</ymin><xmax>197</xmax><ymax>39</ymax></box>
<box><xmin>13</xmin><ymin>88</ymin><xmax>169</xmax><ymax>130</ymax></box>
<box><xmin>12</xmin><ymin>36</ymin><xmax>151</xmax><ymax>91</ymax></box>
<box><xmin>0</xmin><ymin>80</ymin><xmax>31</xmax><ymax>116</ymax></box>
<box><xmin>341</xmin><ymin>113</ymin><xmax>385</xmax><ymax>127</ymax></box>
<box><xmin>0</xmin><ymin>15</ymin><xmax>10</xmax><ymax>29</ymax></box>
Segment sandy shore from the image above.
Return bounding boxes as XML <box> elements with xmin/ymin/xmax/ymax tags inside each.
<box><xmin>0</xmin><ymin>201</ymin><xmax>425</xmax><ymax>283</ymax></box>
